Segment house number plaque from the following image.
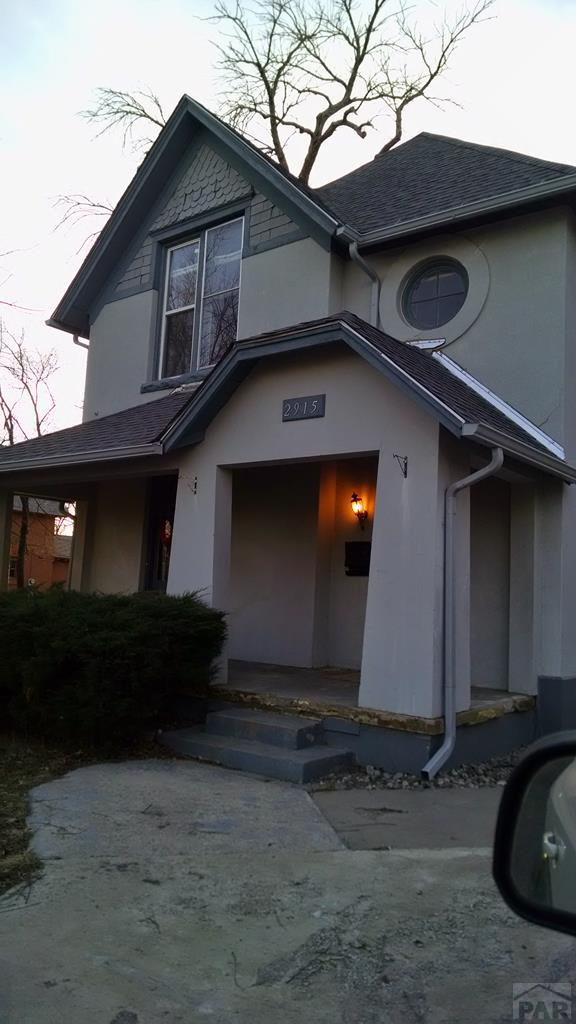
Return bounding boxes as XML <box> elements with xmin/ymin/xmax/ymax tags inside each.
<box><xmin>282</xmin><ymin>394</ymin><xmax>326</xmax><ymax>421</ymax></box>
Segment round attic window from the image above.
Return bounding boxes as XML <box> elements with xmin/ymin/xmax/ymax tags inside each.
<box><xmin>402</xmin><ymin>259</ymin><xmax>469</xmax><ymax>331</ymax></box>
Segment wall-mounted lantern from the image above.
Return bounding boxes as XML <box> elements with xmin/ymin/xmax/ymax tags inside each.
<box><xmin>351</xmin><ymin>492</ymin><xmax>368</xmax><ymax>530</ymax></box>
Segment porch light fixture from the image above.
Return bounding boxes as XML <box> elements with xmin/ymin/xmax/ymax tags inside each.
<box><xmin>351</xmin><ymin>492</ymin><xmax>368</xmax><ymax>529</ymax></box>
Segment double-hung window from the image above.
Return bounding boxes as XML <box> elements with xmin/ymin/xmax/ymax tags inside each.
<box><xmin>159</xmin><ymin>217</ymin><xmax>243</xmax><ymax>379</ymax></box>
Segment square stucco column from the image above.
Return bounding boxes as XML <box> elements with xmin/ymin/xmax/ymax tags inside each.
<box><xmin>359</xmin><ymin>430</ymin><xmax>444</xmax><ymax>719</ymax></box>
<box><xmin>168</xmin><ymin>463</ymin><xmax>233</xmax><ymax>684</ymax></box>
<box><xmin>68</xmin><ymin>499</ymin><xmax>92</xmax><ymax>592</ymax></box>
<box><xmin>508</xmin><ymin>485</ymin><xmax>539</xmax><ymax>694</ymax></box>
<box><xmin>0</xmin><ymin>489</ymin><xmax>13</xmax><ymax>591</ymax></box>
<box><xmin>535</xmin><ymin>482</ymin><xmax>576</xmax><ymax>729</ymax></box>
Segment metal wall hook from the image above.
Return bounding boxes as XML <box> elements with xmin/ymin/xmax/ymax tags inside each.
<box><xmin>393</xmin><ymin>454</ymin><xmax>408</xmax><ymax>478</ymax></box>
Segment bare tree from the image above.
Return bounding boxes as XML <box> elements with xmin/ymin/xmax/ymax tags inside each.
<box><xmin>53</xmin><ymin>194</ymin><xmax>115</xmax><ymax>254</ymax></box>
<box><xmin>78</xmin><ymin>0</ymin><xmax>492</xmax><ymax>186</ymax></box>
<box><xmin>213</xmin><ymin>0</ymin><xmax>494</xmax><ymax>182</ymax></box>
<box><xmin>0</xmin><ymin>322</ymin><xmax>58</xmax><ymax>588</ymax></box>
<box><xmin>81</xmin><ymin>87</ymin><xmax>167</xmax><ymax>152</ymax></box>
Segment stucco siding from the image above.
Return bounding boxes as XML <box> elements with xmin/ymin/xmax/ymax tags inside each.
<box><xmin>228</xmin><ymin>464</ymin><xmax>320</xmax><ymax>666</ymax></box>
<box><xmin>237</xmin><ymin>237</ymin><xmax>340</xmax><ymax>339</ymax></box>
<box><xmin>470</xmin><ymin>478</ymin><xmax>511</xmax><ymax>689</ymax></box>
<box><xmin>86</xmin><ymin>478</ymin><xmax>147</xmax><ymax>594</ymax></box>
<box><xmin>84</xmin><ymin>291</ymin><xmax>159</xmax><ymax>419</ymax></box>
<box><xmin>341</xmin><ymin>209</ymin><xmax>570</xmax><ymax>442</ymax></box>
<box><xmin>168</xmin><ymin>346</ymin><xmax>446</xmax><ymax>716</ymax></box>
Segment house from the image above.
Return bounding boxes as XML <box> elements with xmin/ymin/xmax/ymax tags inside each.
<box><xmin>1</xmin><ymin>95</ymin><xmax>576</xmax><ymax>774</ymax></box>
<box><xmin>9</xmin><ymin>497</ymin><xmax>71</xmax><ymax>589</ymax></box>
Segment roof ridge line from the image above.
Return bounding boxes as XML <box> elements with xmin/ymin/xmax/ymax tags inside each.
<box><xmin>416</xmin><ymin>132</ymin><xmax>576</xmax><ymax>175</ymax></box>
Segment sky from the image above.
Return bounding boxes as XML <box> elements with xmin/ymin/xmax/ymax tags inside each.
<box><xmin>1</xmin><ymin>0</ymin><xmax>576</xmax><ymax>432</ymax></box>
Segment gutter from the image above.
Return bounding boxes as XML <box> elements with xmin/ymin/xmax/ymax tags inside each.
<box><xmin>353</xmin><ymin>173</ymin><xmax>576</xmax><ymax>250</ymax></box>
<box><xmin>0</xmin><ymin>442</ymin><xmax>164</xmax><ymax>475</ymax></box>
<box><xmin>462</xmin><ymin>423</ymin><xmax>576</xmax><ymax>483</ymax></box>
<box><xmin>422</xmin><ymin>447</ymin><xmax>504</xmax><ymax>781</ymax></box>
<box><xmin>348</xmin><ymin>242</ymin><xmax>382</xmax><ymax>328</ymax></box>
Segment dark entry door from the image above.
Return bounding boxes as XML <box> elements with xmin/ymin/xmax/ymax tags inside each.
<box><xmin>144</xmin><ymin>476</ymin><xmax>178</xmax><ymax>592</ymax></box>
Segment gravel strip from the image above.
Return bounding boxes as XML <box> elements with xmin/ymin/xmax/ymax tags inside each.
<box><xmin>309</xmin><ymin>748</ymin><xmax>525</xmax><ymax>791</ymax></box>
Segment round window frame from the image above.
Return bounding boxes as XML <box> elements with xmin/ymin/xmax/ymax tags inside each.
<box><xmin>378</xmin><ymin>236</ymin><xmax>490</xmax><ymax>347</ymax></box>
<box><xmin>401</xmin><ymin>258</ymin><xmax>469</xmax><ymax>331</ymax></box>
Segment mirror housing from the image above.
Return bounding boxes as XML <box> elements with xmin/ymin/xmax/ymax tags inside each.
<box><xmin>493</xmin><ymin>732</ymin><xmax>576</xmax><ymax>937</ymax></box>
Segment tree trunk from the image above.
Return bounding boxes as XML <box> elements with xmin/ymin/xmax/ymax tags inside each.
<box><xmin>16</xmin><ymin>495</ymin><xmax>28</xmax><ymax>589</ymax></box>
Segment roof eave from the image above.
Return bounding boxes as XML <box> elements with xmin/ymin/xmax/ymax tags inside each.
<box><xmin>354</xmin><ymin>174</ymin><xmax>576</xmax><ymax>251</ymax></box>
<box><xmin>0</xmin><ymin>442</ymin><xmax>164</xmax><ymax>476</ymax></box>
<box><xmin>462</xmin><ymin>423</ymin><xmax>576</xmax><ymax>482</ymax></box>
<box><xmin>49</xmin><ymin>96</ymin><xmax>343</xmax><ymax>338</ymax></box>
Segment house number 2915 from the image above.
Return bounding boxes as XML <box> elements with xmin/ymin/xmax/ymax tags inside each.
<box><xmin>282</xmin><ymin>394</ymin><xmax>326</xmax><ymax>421</ymax></box>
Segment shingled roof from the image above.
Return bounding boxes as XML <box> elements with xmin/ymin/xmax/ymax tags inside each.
<box><xmin>0</xmin><ymin>314</ymin><xmax>572</xmax><ymax>480</ymax></box>
<box><xmin>0</xmin><ymin>390</ymin><xmax>191</xmax><ymax>468</ymax></box>
<box><xmin>316</xmin><ymin>133</ymin><xmax>576</xmax><ymax>237</ymax></box>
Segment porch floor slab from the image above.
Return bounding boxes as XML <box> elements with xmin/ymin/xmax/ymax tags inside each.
<box><xmin>227</xmin><ymin>660</ymin><xmax>361</xmax><ymax>708</ymax></box>
<box><xmin>226</xmin><ymin>661</ymin><xmax>526</xmax><ymax>714</ymax></box>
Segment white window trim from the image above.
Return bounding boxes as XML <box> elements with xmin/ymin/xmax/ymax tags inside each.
<box><xmin>196</xmin><ymin>217</ymin><xmax>244</xmax><ymax>372</ymax></box>
<box><xmin>158</xmin><ymin>237</ymin><xmax>201</xmax><ymax>380</ymax></box>
<box><xmin>158</xmin><ymin>218</ymin><xmax>245</xmax><ymax>380</ymax></box>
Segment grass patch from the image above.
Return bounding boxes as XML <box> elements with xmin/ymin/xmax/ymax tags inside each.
<box><xmin>0</xmin><ymin>734</ymin><xmax>171</xmax><ymax>897</ymax></box>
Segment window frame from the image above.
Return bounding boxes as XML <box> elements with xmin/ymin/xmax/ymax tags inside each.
<box><xmin>156</xmin><ymin>215</ymin><xmax>244</xmax><ymax>382</ymax></box>
<box><xmin>401</xmin><ymin>258</ymin><xmax>469</xmax><ymax>332</ymax></box>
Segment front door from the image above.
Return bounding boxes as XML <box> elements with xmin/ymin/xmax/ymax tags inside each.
<box><xmin>144</xmin><ymin>476</ymin><xmax>177</xmax><ymax>592</ymax></box>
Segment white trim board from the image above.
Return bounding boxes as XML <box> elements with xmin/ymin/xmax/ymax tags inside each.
<box><xmin>432</xmin><ymin>351</ymin><xmax>565</xmax><ymax>460</ymax></box>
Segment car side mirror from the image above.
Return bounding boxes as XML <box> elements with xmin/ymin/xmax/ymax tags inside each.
<box><xmin>493</xmin><ymin>732</ymin><xmax>576</xmax><ymax>937</ymax></box>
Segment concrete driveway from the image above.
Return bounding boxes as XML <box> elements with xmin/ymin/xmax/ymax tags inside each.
<box><xmin>0</xmin><ymin>759</ymin><xmax>574</xmax><ymax>1024</ymax></box>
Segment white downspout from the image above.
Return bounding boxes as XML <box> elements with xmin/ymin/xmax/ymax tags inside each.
<box><xmin>421</xmin><ymin>446</ymin><xmax>504</xmax><ymax>781</ymax></box>
<box><xmin>348</xmin><ymin>242</ymin><xmax>382</xmax><ymax>328</ymax></box>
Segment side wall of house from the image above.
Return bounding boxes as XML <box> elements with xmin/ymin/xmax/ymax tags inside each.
<box><xmin>340</xmin><ymin>208</ymin><xmax>571</xmax><ymax>444</ymax></box>
<box><xmin>82</xmin><ymin>132</ymin><xmax>339</xmax><ymax>421</ymax></box>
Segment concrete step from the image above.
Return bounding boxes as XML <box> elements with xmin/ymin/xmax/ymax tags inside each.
<box><xmin>205</xmin><ymin>707</ymin><xmax>323</xmax><ymax>749</ymax></box>
<box><xmin>160</xmin><ymin>728</ymin><xmax>354</xmax><ymax>784</ymax></box>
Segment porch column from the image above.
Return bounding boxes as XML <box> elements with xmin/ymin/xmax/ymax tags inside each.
<box><xmin>359</xmin><ymin>430</ymin><xmax>446</xmax><ymax>719</ymax></box>
<box><xmin>508</xmin><ymin>486</ymin><xmax>539</xmax><ymax>694</ymax></box>
<box><xmin>168</xmin><ymin>462</ymin><xmax>233</xmax><ymax>684</ymax></box>
<box><xmin>535</xmin><ymin>481</ymin><xmax>576</xmax><ymax>731</ymax></box>
<box><xmin>68</xmin><ymin>499</ymin><xmax>92</xmax><ymax>591</ymax></box>
<box><xmin>0</xmin><ymin>488</ymin><xmax>13</xmax><ymax>591</ymax></box>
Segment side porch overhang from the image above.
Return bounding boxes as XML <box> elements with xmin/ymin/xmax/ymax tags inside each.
<box><xmin>0</xmin><ymin>313</ymin><xmax>572</xmax><ymax>484</ymax></box>
<box><xmin>0</xmin><ymin>313</ymin><xmax>573</xmax><ymax>766</ymax></box>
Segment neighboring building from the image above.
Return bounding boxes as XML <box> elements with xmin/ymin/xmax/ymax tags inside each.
<box><xmin>1</xmin><ymin>96</ymin><xmax>576</xmax><ymax>771</ymax></box>
<box><xmin>9</xmin><ymin>497</ymin><xmax>71</xmax><ymax>590</ymax></box>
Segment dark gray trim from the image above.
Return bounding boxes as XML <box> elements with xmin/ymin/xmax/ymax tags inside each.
<box><xmin>161</xmin><ymin>323</ymin><xmax>466</xmax><ymax>451</ymax></box>
<box><xmin>149</xmin><ymin>212</ymin><xmax>245</xmax><ymax>385</ymax></box>
<box><xmin>141</xmin><ymin>374</ymin><xmax>206</xmax><ymax>394</ymax></box>
<box><xmin>48</xmin><ymin>96</ymin><xmax>341</xmax><ymax>337</ymax></box>
<box><xmin>0</xmin><ymin>442</ymin><xmax>164</xmax><ymax>474</ymax></box>
<box><xmin>244</xmin><ymin>227</ymin><xmax>307</xmax><ymax>257</ymax></box>
<box><xmin>157</xmin><ymin>316</ymin><xmax>575</xmax><ymax>483</ymax></box>
<box><xmin>538</xmin><ymin>676</ymin><xmax>576</xmax><ymax>735</ymax></box>
<box><xmin>91</xmin><ymin>281</ymin><xmax>155</xmax><ymax>315</ymax></box>
<box><xmin>353</xmin><ymin>174</ymin><xmax>576</xmax><ymax>252</ymax></box>
<box><xmin>149</xmin><ymin>198</ymin><xmax>251</xmax><ymax>246</ymax></box>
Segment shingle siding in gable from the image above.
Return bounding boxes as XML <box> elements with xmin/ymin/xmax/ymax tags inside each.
<box><xmin>249</xmin><ymin>194</ymin><xmax>304</xmax><ymax>248</ymax></box>
<box><xmin>150</xmin><ymin>144</ymin><xmax>252</xmax><ymax>231</ymax></box>
<box><xmin>111</xmin><ymin>145</ymin><xmax>253</xmax><ymax>297</ymax></box>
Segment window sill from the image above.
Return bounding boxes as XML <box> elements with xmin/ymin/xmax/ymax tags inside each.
<box><xmin>141</xmin><ymin>369</ymin><xmax>211</xmax><ymax>394</ymax></box>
